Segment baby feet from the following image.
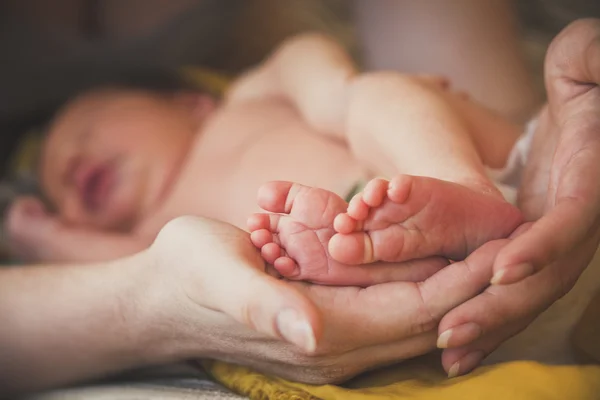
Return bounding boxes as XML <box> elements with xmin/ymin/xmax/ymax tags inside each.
<box><xmin>249</xmin><ymin>177</ymin><xmax>522</xmax><ymax>284</ymax></box>
<box><xmin>247</xmin><ymin>181</ymin><xmax>448</xmax><ymax>286</ymax></box>
<box><xmin>330</xmin><ymin>175</ymin><xmax>523</xmax><ymax>264</ymax></box>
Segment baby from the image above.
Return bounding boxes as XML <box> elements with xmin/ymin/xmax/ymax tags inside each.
<box><xmin>7</xmin><ymin>33</ymin><xmax>526</xmax><ymax>286</ymax></box>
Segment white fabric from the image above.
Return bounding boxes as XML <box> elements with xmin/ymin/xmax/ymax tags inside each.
<box><xmin>487</xmin><ymin>118</ymin><xmax>538</xmax><ymax>205</ymax></box>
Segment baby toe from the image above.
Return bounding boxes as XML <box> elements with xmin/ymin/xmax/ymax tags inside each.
<box><xmin>387</xmin><ymin>174</ymin><xmax>413</xmax><ymax>203</ymax></box>
<box><xmin>247</xmin><ymin>213</ymin><xmax>271</xmax><ymax>232</ymax></box>
<box><xmin>250</xmin><ymin>229</ymin><xmax>273</xmax><ymax>248</ymax></box>
<box><xmin>261</xmin><ymin>242</ymin><xmax>283</xmax><ymax>264</ymax></box>
<box><xmin>333</xmin><ymin>213</ymin><xmax>359</xmax><ymax>234</ymax></box>
<box><xmin>347</xmin><ymin>193</ymin><xmax>371</xmax><ymax>221</ymax></box>
<box><xmin>362</xmin><ymin>178</ymin><xmax>389</xmax><ymax>207</ymax></box>
<box><xmin>274</xmin><ymin>256</ymin><xmax>299</xmax><ymax>278</ymax></box>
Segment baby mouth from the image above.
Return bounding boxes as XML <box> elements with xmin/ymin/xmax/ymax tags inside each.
<box><xmin>74</xmin><ymin>162</ymin><xmax>115</xmax><ymax>212</ymax></box>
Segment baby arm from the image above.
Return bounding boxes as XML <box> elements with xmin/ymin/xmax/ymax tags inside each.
<box><xmin>6</xmin><ymin>197</ymin><xmax>151</xmax><ymax>263</ymax></box>
<box><xmin>225</xmin><ymin>33</ymin><xmax>354</xmax><ymax>140</ymax></box>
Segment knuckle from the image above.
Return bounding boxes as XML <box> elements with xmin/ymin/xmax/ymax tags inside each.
<box><xmin>412</xmin><ymin>282</ymin><xmax>439</xmax><ymax>335</ymax></box>
<box><xmin>285</xmin><ymin>357</ymin><xmax>353</xmax><ymax>385</ymax></box>
<box><xmin>278</xmin><ymin>344</ymin><xmax>357</xmax><ymax>384</ymax></box>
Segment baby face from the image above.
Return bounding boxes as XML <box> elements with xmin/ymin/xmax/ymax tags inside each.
<box><xmin>41</xmin><ymin>88</ymin><xmax>213</xmax><ymax>231</ymax></box>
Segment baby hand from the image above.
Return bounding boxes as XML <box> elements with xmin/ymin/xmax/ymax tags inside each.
<box><xmin>5</xmin><ymin>196</ymin><xmax>61</xmax><ymax>262</ymax></box>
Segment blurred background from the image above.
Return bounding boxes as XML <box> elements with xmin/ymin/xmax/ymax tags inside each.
<box><xmin>0</xmin><ymin>0</ymin><xmax>599</xmax><ymax>204</ymax></box>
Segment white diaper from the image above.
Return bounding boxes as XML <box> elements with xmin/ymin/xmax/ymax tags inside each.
<box><xmin>486</xmin><ymin>118</ymin><xmax>538</xmax><ymax>205</ymax></box>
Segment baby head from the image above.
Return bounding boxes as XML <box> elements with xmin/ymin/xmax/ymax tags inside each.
<box><xmin>40</xmin><ymin>87</ymin><xmax>216</xmax><ymax>231</ymax></box>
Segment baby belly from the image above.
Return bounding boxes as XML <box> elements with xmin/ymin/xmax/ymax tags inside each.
<box><xmin>223</xmin><ymin>137</ymin><xmax>371</xmax><ymax>227</ymax></box>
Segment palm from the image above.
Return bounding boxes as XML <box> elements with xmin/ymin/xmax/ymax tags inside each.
<box><xmin>437</xmin><ymin>19</ymin><xmax>600</xmax><ymax>376</ymax></box>
<box><xmin>494</xmin><ymin>42</ymin><xmax>600</xmax><ymax>275</ymax></box>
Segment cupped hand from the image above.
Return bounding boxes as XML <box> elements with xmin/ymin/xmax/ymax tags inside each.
<box><xmin>434</xmin><ymin>18</ymin><xmax>600</xmax><ymax>376</ymax></box>
<box><xmin>491</xmin><ymin>18</ymin><xmax>600</xmax><ymax>283</ymax></box>
<box><xmin>147</xmin><ymin>215</ymin><xmax>499</xmax><ymax>384</ymax></box>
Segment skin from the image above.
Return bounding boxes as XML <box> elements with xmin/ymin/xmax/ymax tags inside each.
<box><xmin>2</xmin><ymin>19</ymin><xmax>600</xmax><ymax>389</ymax></box>
<box><xmin>8</xmin><ymin>34</ymin><xmax>520</xmax><ymax>270</ymax></box>
<box><xmin>436</xmin><ymin>18</ymin><xmax>600</xmax><ymax>375</ymax></box>
<box><xmin>40</xmin><ymin>89</ymin><xmax>209</xmax><ymax>231</ymax></box>
<box><xmin>0</xmin><ymin>215</ymin><xmax>501</xmax><ymax>397</ymax></box>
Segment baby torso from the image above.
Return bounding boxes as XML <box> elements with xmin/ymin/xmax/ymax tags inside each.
<box><xmin>138</xmin><ymin>99</ymin><xmax>369</xmax><ymax>233</ymax></box>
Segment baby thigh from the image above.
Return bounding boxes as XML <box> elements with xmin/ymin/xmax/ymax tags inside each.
<box><xmin>346</xmin><ymin>72</ymin><xmax>488</xmax><ymax>183</ymax></box>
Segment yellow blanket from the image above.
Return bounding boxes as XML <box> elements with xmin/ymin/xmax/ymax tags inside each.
<box><xmin>206</xmin><ymin>356</ymin><xmax>600</xmax><ymax>400</ymax></box>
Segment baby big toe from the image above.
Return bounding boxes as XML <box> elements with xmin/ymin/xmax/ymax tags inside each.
<box><xmin>257</xmin><ymin>181</ymin><xmax>305</xmax><ymax>213</ymax></box>
<box><xmin>328</xmin><ymin>232</ymin><xmax>375</xmax><ymax>265</ymax></box>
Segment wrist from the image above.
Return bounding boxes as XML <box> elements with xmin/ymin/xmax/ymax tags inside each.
<box><xmin>129</xmin><ymin>247</ymin><xmax>217</xmax><ymax>363</ymax></box>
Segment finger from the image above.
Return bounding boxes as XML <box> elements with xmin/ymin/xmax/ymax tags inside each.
<box><xmin>438</xmin><ymin>239</ymin><xmax>600</xmax><ymax>351</ymax></box>
<box><xmin>10</xmin><ymin>196</ymin><xmax>48</xmax><ymax>216</ymax></box>
<box><xmin>438</xmin><ymin>270</ymin><xmax>557</xmax><ymax>349</ymax></box>
<box><xmin>498</xmin><ymin>19</ymin><xmax>600</xmax><ymax>284</ymax></box>
<box><xmin>324</xmin><ymin>256</ymin><xmax>449</xmax><ymax>287</ymax></box>
<box><xmin>441</xmin><ymin>321</ymin><xmax>528</xmax><ymax>377</ymax></box>
<box><xmin>321</xmin><ymin>240</ymin><xmax>504</xmax><ymax>347</ymax></box>
<box><xmin>324</xmin><ymin>331</ymin><xmax>437</xmax><ymax>378</ymax></box>
<box><xmin>545</xmin><ymin>18</ymin><xmax>600</xmax><ymax>106</ymax></box>
<box><xmin>157</xmin><ymin>216</ymin><xmax>323</xmax><ymax>353</ymax></box>
<box><xmin>494</xmin><ymin>148</ymin><xmax>600</xmax><ymax>283</ymax></box>
<box><xmin>245</xmin><ymin>331</ymin><xmax>437</xmax><ymax>385</ymax></box>
<box><xmin>416</xmin><ymin>240</ymin><xmax>508</xmax><ymax>325</ymax></box>
<box><xmin>218</xmin><ymin>271</ymin><xmax>322</xmax><ymax>353</ymax></box>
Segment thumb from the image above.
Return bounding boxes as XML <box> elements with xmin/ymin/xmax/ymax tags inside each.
<box><xmin>154</xmin><ymin>216</ymin><xmax>322</xmax><ymax>353</ymax></box>
<box><xmin>545</xmin><ymin>18</ymin><xmax>600</xmax><ymax>107</ymax></box>
<box><xmin>219</xmin><ymin>270</ymin><xmax>322</xmax><ymax>353</ymax></box>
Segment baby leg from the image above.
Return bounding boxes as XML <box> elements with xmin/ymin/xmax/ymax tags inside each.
<box><xmin>247</xmin><ymin>181</ymin><xmax>448</xmax><ymax>286</ymax></box>
<box><xmin>332</xmin><ymin>74</ymin><xmax>523</xmax><ymax>263</ymax></box>
<box><xmin>330</xmin><ymin>176</ymin><xmax>522</xmax><ymax>263</ymax></box>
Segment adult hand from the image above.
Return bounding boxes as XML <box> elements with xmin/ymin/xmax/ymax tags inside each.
<box><xmin>434</xmin><ymin>18</ymin><xmax>600</xmax><ymax>376</ymax></box>
<box><xmin>147</xmin><ymin>216</ymin><xmax>500</xmax><ymax>384</ymax></box>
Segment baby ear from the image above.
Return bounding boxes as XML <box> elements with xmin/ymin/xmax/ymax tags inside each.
<box><xmin>173</xmin><ymin>92</ymin><xmax>216</xmax><ymax>122</ymax></box>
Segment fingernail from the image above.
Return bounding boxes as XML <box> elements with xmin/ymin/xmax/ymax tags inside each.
<box><xmin>448</xmin><ymin>351</ymin><xmax>486</xmax><ymax>378</ymax></box>
<box><xmin>447</xmin><ymin>362</ymin><xmax>461</xmax><ymax>379</ymax></box>
<box><xmin>491</xmin><ymin>263</ymin><xmax>534</xmax><ymax>285</ymax></box>
<box><xmin>276</xmin><ymin>309</ymin><xmax>316</xmax><ymax>353</ymax></box>
<box><xmin>437</xmin><ymin>329</ymin><xmax>453</xmax><ymax>349</ymax></box>
<box><xmin>489</xmin><ymin>269</ymin><xmax>505</xmax><ymax>285</ymax></box>
<box><xmin>438</xmin><ymin>323</ymin><xmax>482</xmax><ymax>349</ymax></box>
